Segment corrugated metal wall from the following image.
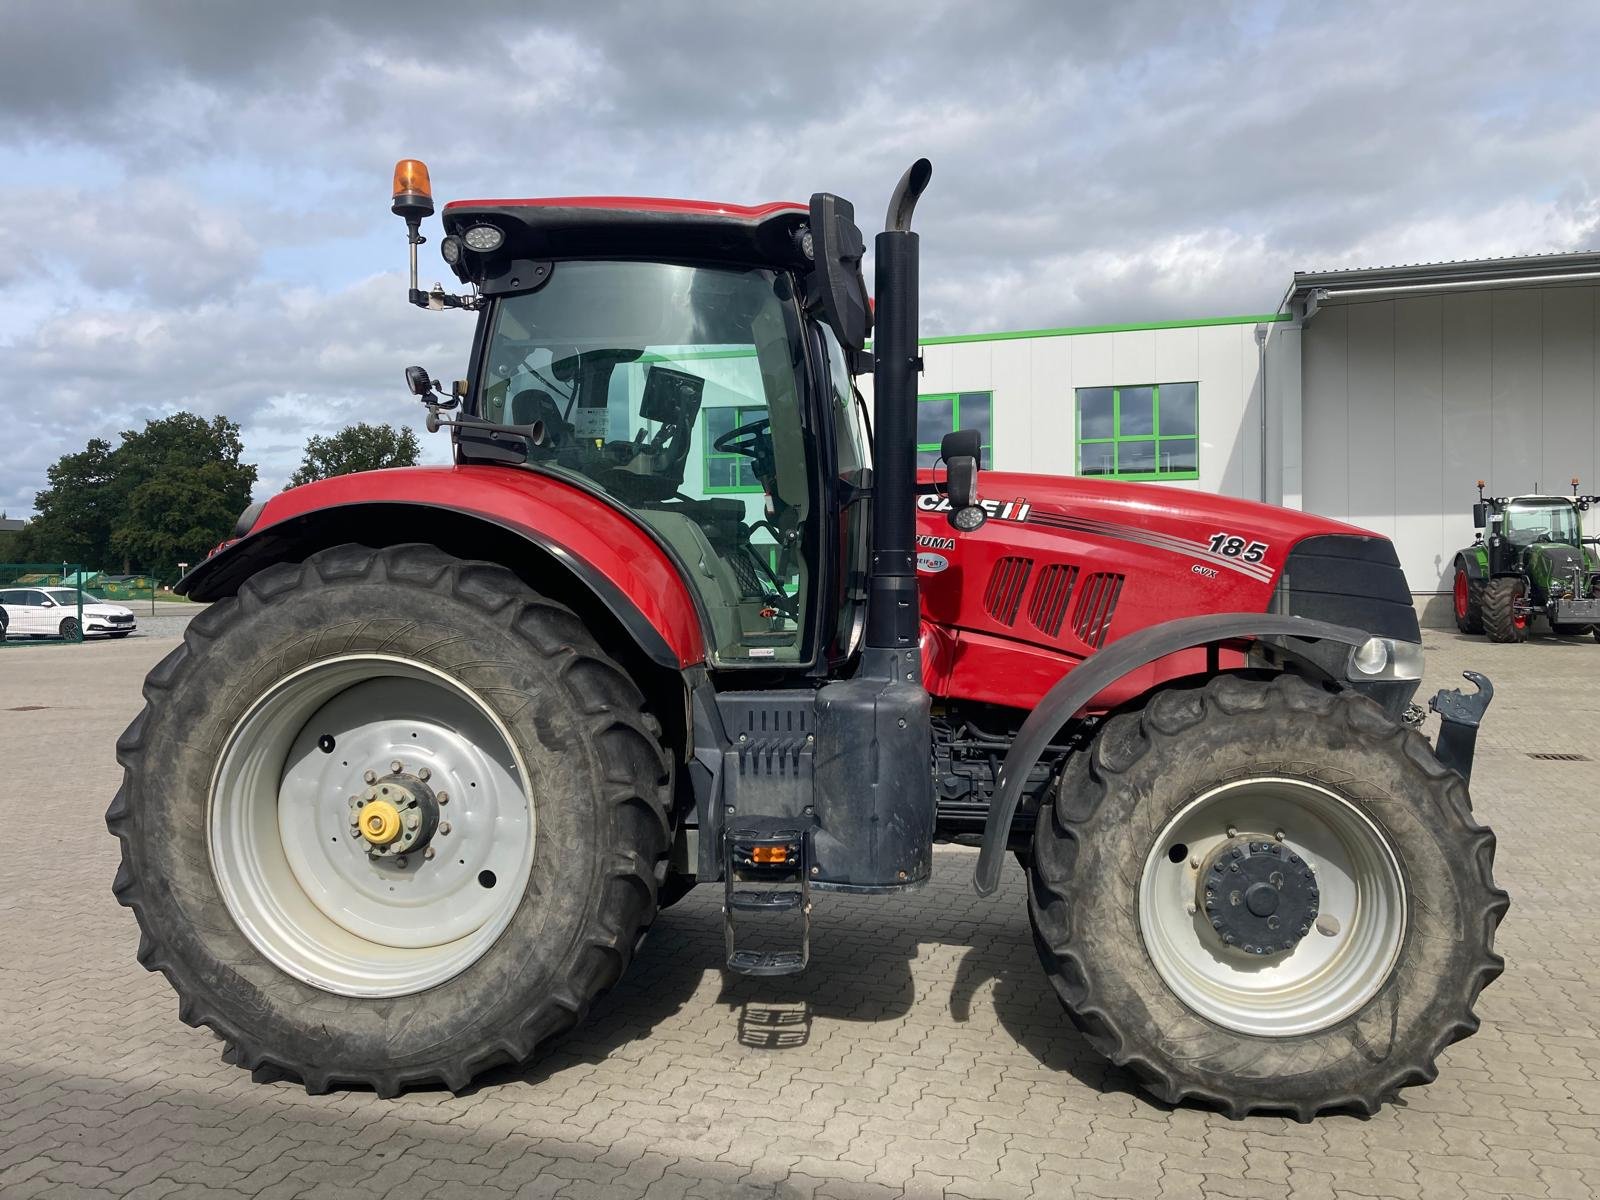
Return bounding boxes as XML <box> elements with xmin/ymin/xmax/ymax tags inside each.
<box><xmin>1301</xmin><ymin>284</ymin><xmax>1600</xmax><ymax>592</ymax></box>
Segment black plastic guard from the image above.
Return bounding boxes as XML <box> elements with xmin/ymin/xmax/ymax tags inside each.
<box><xmin>811</xmin><ymin>647</ymin><xmax>934</xmax><ymax>889</ymax></box>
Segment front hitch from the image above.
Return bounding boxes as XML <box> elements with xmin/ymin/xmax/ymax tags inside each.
<box><xmin>1428</xmin><ymin>671</ymin><xmax>1493</xmax><ymax>784</ymax></box>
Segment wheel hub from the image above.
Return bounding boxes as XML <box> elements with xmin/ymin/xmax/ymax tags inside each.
<box><xmin>1198</xmin><ymin>836</ymin><xmax>1320</xmax><ymax>956</ymax></box>
<box><xmin>348</xmin><ymin>767</ymin><xmax>440</xmax><ymax>858</ymax></box>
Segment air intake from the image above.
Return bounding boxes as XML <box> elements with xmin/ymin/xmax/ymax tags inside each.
<box><xmin>983</xmin><ymin>556</ymin><xmax>1033</xmax><ymax>626</ymax></box>
<box><xmin>1028</xmin><ymin>563</ymin><xmax>1080</xmax><ymax>637</ymax></box>
<box><xmin>1071</xmin><ymin>572</ymin><xmax>1125</xmax><ymax>649</ymax></box>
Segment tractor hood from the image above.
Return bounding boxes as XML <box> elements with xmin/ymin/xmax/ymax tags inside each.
<box><xmin>914</xmin><ymin>470</ymin><xmax>1417</xmax><ymax>707</ymax></box>
<box><xmin>1526</xmin><ymin>540</ymin><xmax>1594</xmax><ymax>587</ymax></box>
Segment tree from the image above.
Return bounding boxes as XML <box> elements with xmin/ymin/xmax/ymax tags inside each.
<box><xmin>16</xmin><ymin>413</ymin><xmax>257</xmax><ymax>576</ymax></box>
<box><xmin>14</xmin><ymin>438</ymin><xmax>116</xmax><ymax>567</ymax></box>
<box><xmin>289</xmin><ymin>423</ymin><xmax>421</xmax><ymax>488</ymax></box>
<box><xmin>108</xmin><ymin>414</ymin><xmax>257</xmax><ymax>573</ymax></box>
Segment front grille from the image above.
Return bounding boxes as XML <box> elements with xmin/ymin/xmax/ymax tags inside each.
<box><xmin>1071</xmin><ymin>572</ymin><xmax>1125</xmax><ymax>648</ymax></box>
<box><xmin>1028</xmin><ymin>563</ymin><xmax>1080</xmax><ymax>637</ymax></box>
<box><xmin>983</xmin><ymin>556</ymin><xmax>1033</xmax><ymax>626</ymax></box>
<box><xmin>107</xmin><ymin>614</ymin><xmax>134</xmax><ymax>625</ymax></box>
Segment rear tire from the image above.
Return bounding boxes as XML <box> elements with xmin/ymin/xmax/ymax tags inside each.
<box><xmin>1452</xmin><ymin>565</ymin><xmax>1483</xmax><ymax>634</ymax></box>
<box><xmin>1481</xmin><ymin>577</ymin><xmax>1528</xmax><ymax>643</ymax></box>
<box><xmin>1028</xmin><ymin>674</ymin><xmax>1506</xmax><ymax>1119</ymax></box>
<box><xmin>107</xmin><ymin>543</ymin><xmax>672</xmax><ymax>1095</ymax></box>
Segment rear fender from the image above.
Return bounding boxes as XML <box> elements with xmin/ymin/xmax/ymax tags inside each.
<box><xmin>972</xmin><ymin>612</ymin><xmax>1380</xmax><ymax>895</ymax></box>
<box><xmin>180</xmin><ymin>469</ymin><xmax>706</xmax><ymax>672</ymax></box>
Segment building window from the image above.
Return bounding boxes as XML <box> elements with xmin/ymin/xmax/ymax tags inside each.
<box><xmin>917</xmin><ymin>391</ymin><xmax>993</xmax><ymax>469</ymax></box>
<box><xmin>1075</xmin><ymin>382</ymin><xmax>1198</xmax><ymax>480</ymax></box>
<box><xmin>704</xmin><ymin>404</ymin><xmax>769</xmax><ymax>492</ymax></box>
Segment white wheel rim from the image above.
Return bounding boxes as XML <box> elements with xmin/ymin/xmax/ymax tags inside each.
<box><xmin>1137</xmin><ymin>778</ymin><xmax>1407</xmax><ymax>1037</ymax></box>
<box><xmin>209</xmin><ymin>654</ymin><xmax>535</xmax><ymax>998</ymax></box>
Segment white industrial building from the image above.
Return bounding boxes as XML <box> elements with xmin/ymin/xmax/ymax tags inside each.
<box><xmin>907</xmin><ymin>251</ymin><xmax>1600</xmax><ymax>624</ymax></box>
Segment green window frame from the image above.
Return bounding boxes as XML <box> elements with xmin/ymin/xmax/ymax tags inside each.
<box><xmin>916</xmin><ymin>391</ymin><xmax>994</xmax><ymax>469</ymax></box>
<box><xmin>703</xmin><ymin>404</ymin><xmax>769</xmax><ymax>493</ymax></box>
<box><xmin>1075</xmin><ymin>382</ymin><xmax>1199</xmax><ymax>480</ymax></box>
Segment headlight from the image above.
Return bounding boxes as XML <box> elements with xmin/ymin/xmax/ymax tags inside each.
<box><xmin>461</xmin><ymin>224</ymin><xmax>505</xmax><ymax>253</ymax></box>
<box><xmin>1346</xmin><ymin>637</ymin><xmax>1424</xmax><ymax>682</ymax></box>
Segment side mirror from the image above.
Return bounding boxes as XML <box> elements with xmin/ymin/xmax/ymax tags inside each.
<box><xmin>1472</xmin><ymin>502</ymin><xmax>1488</xmax><ymax>529</ymax></box>
<box><xmin>807</xmin><ymin>192</ymin><xmax>871</xmax><ymax>350</ymax></box>
<box><xmin>405</xmin><ymin>365</ymin><xmax>437</xmax><ymax>397</ymax></box>
<box><xmin>941</xmin><ymin>429</ymin><xmax>986</xmax><ymax>532</ymax></box>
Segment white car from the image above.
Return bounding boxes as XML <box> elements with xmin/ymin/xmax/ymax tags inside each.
<box><xmin>0</xmin><ymin>587</ymin><xmax>138</xmax><ymax>639</ymax></box>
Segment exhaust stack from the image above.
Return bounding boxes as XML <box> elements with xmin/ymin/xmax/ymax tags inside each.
<box><xmin>865</xmin><ymin>159</ymin><xmax>933</xmax><ymax>651</ymax></box>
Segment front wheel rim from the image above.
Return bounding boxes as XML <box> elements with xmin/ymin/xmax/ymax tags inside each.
<box><xmin>1138</xmin><ymin>777</ymin><xmax>1407</xmax><ymax>1037</ymax></box>
<box><xmin>209</xmin><ymin>654</ymin><xmax>536</xmax><ymax>998</ymax></box>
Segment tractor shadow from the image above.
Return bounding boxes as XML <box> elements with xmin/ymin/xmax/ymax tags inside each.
<box><xmin>475</xmin><ymin>855</ymin><xmax>1150</xmax><ymax>1109</ymax></box>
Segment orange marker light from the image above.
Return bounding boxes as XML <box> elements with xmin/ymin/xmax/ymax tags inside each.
<box><xmin>391</xmin><ymin>159</ymin><xmax>434</xmax><ymax>220</ymax></box>
<box><xmin>751</xmin><ymin>846</ymin><xmax>790</xmax><ymax>865</ymax></box>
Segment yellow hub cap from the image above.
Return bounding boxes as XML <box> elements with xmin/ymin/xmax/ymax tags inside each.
<box><xmin>357</xmin><ymin>799</ymin><xmax>403</xmax><ymax>847</ymax></box>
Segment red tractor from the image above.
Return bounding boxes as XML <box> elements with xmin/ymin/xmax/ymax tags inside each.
<box><xmin>109</xmin><ymin>159</ymin><xmax>1507</xmax><ymax>1119</ymax></box>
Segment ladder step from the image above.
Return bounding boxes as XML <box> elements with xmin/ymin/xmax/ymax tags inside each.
<box><xmin>728</xmin><ymin>889</ymin><xmax>803</xmax><ymax>912</ymax></box>
<box><xmin>727</xmin><ymin>949</ymin><xmax>807</xmax><ymax>977</ymax></box>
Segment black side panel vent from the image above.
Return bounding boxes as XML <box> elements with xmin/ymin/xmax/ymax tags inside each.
<box><xmin>1072</xmin><ymin>572</ymin><xmax>1125</xmax><ymax>649</ymax></box>
<box><xmin>984</xmin><ymin>556</ymin><xmax>1033</xmax><ymax>626</ymax></box>
<box><xmin>1028</xmin><ymin>563</ymin><xmax>1080</xmax><ymax>637</ymax></box>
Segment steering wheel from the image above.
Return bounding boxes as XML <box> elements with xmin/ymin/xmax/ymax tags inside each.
<box><xmin>713</xmin><ymin>416</ymin><xmax>770</xmax><ymax>458</ymax></box>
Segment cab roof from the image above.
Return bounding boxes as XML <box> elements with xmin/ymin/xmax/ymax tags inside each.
<box><xmin>440</xmin><ymin>195</ymin><xmax>812</xmax><ymax>277</ymax></box>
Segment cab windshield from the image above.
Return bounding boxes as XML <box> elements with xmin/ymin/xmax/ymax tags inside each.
<box><xmin>477</xmin><ymin>260</ymin><xmax>815</xmax><ymax>665</ymax></box>
<box><xmin>1502</xmin><ymin>501</ymin><xmax>1581</xmax><ymax>547</ymax></box>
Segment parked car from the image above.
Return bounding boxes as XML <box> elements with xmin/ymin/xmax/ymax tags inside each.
<box><xmin>0</xmin><ymin>587</ymin><xmax>138</xmax><ymax>639</ymax></box>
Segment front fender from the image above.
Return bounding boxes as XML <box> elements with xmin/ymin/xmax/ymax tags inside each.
<box><xmin>180</xmin><ymin>465</ymin><xmax>706</xmax><ymax>670</ymax></box>
<box><xmin>973</xmin><ymin>612</ymin><xmax>1376</xmax><ymax>895</ymax></box>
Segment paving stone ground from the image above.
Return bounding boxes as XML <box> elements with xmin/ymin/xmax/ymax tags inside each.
<box><xmin>3</xmin><ymin>622</ymin><xmax>1599</xmax><ymax>1198</ymax></box>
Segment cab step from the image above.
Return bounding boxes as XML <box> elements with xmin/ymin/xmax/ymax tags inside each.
<box><xmin>723</xmin><ymin>822</ymin><xmax>811</xmax><ymax>977</ymax></box>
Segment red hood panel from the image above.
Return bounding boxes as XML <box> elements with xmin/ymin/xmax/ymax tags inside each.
<box><xmin>914</xmin><ymin>471</ymin><xmax>1381</xmax><ymax>708</ymax></box>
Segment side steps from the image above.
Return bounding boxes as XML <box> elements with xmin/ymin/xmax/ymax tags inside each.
<box><xmin>723</xmin><ymin>821</ymin><xmax>811</xmax><ymax>977</ymax></box>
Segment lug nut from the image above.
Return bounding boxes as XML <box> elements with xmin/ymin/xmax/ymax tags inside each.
<box><xmin>1226</xmin><ymin>825</ymin><xmax>1238</xmax><ymax>838</ymax></box>
<box><xmin>418</xmin><ymin>767</ymin><xmax>431</xmax><ymax>782</ymax></box>
<box><xmin>437</xmin><ymin>791</ymin><xmax>449</xmax><ymax>805</ymax></box>
<box><xmin>424</xmin><ymin>847</ymin><xmax>436</xmax><ymax>860</ymax></box>
<box><xmin>363</xmin><ymin>769</ymin><xmax>377</xmax><ymax>784</ymax></box>
<box><xmin>439</xmin><ymin>822</ymin><xmax>451</xmax><ymax>836</ymax></box>
<box><xmin>390</xmin><ymin>760</ymin><xmax>403</xmax><ymax>774</ymax></box>
<box><xmin>1275</xmin><ymin>829</ymin><xmax>1285</xmax><ymax>841</ymax></box>
<box><xmin>395</xmin><ymin>856</ymin><xmax>407</xmax><ymax>868</ymax></box>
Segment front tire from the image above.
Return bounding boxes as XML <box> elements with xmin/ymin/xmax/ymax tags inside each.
<box><xmin>1029</xmin><ymin>674</ymin><xmax>1507</xmax><ymax>1119</ymax></box>
<box><xmin>1481</xmin><ymin>577</ymin><xmax>1528</xmax><ymax>642</ymax></box>
<box><xmin>59</xmin><ymin>616</ymin><xmax>81</xmax><ymax>639</ymax></box>
<box><xmin>107</xmin><ymin>543</ymin><xmax>671</xmax><ymax>1095</ymax></box>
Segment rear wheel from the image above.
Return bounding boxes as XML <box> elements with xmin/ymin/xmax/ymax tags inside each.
<box><xmin>1481</xmin><ymin>577</ymin><xmax>1528</xmax><ymax>643</ymax></box>
<box><xmin>1029</xmin><ymin>674</ymin><xmax>1506</xmax><ymax>1119</ymax></box>
<box><xmin>1452</xmin><ymin>565</ymin><xmax>1483</xmax><ymax>634</ymax></box>
<box><xmin>107</xmin><ymin>543</ymin><xmax>672</xmax><ymax>1095</ymax></box>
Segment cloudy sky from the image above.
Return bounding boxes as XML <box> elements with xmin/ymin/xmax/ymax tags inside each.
<box><xmin>3</xmin><ymin>0</ymin><xmax>1598</xmax><ymax>514</ymax></box>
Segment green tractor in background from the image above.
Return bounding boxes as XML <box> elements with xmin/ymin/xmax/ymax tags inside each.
<box><xmin>1453</xmin><ymin>479</ymin><xmax>1600</xmax><ymax>643</ymax></box>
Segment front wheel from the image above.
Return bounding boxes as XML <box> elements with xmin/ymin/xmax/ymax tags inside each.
<box><xmin>107</xmin><ymin>544</ymin><xmax>672</xmax><ymax>1095</ymax></box>
<box><xmin>59</xmin><ymin>616</ymin><xmax>81</xmax><ymax>639</ymax></box>
<box><xmin>1029</xmin><ymin>674</ymin><xmax>1507</xmax><ymax>1119</ymax></box>
<box><xmin>1481</xmin><ymin>577</ymin><xmax>1528</xmax><ymax>642</ymax></box>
